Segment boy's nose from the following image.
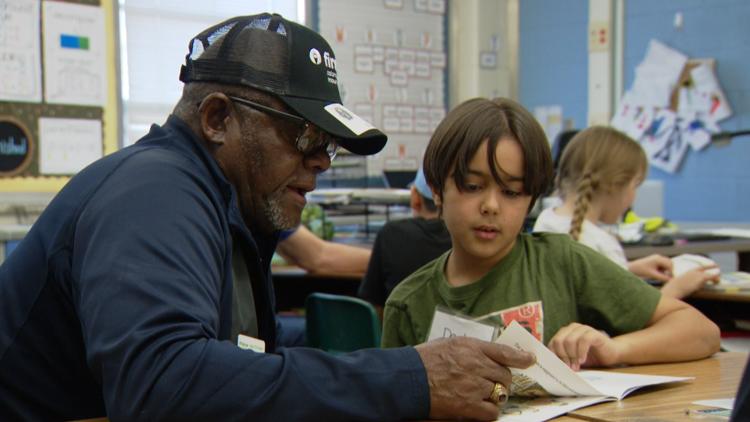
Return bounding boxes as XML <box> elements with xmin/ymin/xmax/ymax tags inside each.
<box><xmin>480</xmin><ymin>190</ymin><xmax>501</xmax><ymax>215</ymax></box>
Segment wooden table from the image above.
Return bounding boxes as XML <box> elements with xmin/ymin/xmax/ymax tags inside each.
<box><xmin>558</xmin><ymin>352</ymin><xmax>746</xmax><ymax>421</ymax></box>
<box><xmin>623</xmin><ymin>237</ymin><xmax>750</xmax><ymax>327</ymax></box>
<box><xmin>624</xmin><ymin>237</ymin><xmax>750</xmax><ymax>272</ymax></box>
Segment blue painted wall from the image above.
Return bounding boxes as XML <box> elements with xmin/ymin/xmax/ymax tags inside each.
<box><xmin>519</xmin><ymin>0</ymin><xmax>589</xmax><ymax>131</ymax></box>
<box><xmin>520</xmin><ymin>0</ymin><xmax>750</xmax><ymax>223</ymax></box>
<box><xmin>624</xmin><ymin>0</ymin><xmax>750</xmax><ymax>222</ymax></box>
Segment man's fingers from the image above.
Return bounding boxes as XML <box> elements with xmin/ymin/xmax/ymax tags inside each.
<box><xmin>472</xmin><ymin>401</ymin><xmax>503</xmax><ymax>421</ymax></box>
<box><xmin>479</xmin><ymin>340</ymin><xmax>535</xmax><ymax>369</ymax></box>
<box><xmin>419</xmin><ymin>339</ymin><xmax>517</xmax><ymax>421</ymax></box>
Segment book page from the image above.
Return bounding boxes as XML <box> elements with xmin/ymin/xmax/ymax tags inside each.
<box><xmin>704</xmin><ymin>271</ymin><xmax>750</xmax><ymax>291</ymax></box>
<box><xmin>578</xmin><ymin>370</ymin><xmax>691</xmax><ymax>400</ymax></box>
<box><xmin>494</xmin><ymin>321</ymin><xmax>691</xmax><ymax>398</ymax></box>
<box><xmin>494</xmin><ymin>321</ymin><xmax>602</xmax><ymax>397</ymax></box>
<box><xmin>493</xmin><ymin>321</ymin><xmax>692</xmax><ymax>421</ymax></box>
<box><xmin>498</xmin><ymin>396</ymin><xmax>609</xmax><ymax>422</ymax></box>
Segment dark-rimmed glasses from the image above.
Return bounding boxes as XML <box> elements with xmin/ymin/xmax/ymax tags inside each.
<box><xmin>227</xmin><ymin>96</ymin><xmax>339</xmax><ymax>161</ymax></box>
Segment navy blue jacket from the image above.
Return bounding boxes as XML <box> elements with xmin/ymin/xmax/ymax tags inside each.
<box><xmin>0</xmin><ymin>116</ymin><xmax>428</xmax><ymax>421</ymax></box>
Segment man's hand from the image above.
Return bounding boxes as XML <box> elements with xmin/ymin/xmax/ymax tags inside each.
<box><xmin>415</xmin><ymin>337</ymin><xmax>535</xmax><ymax>421</ymax></box>
<box><xmin>547</xmin><ymin>323</ymin><xmax>623</xmax><ymax>370</ymax></box>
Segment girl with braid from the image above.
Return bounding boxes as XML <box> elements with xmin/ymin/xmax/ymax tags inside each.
<box><xmin>534</xmin><ymin>126</ymin><xmax>719</xmax><ymax>298</ymax></box>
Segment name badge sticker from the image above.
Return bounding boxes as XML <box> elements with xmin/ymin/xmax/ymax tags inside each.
<box><xmin>237</xmin><ymin>334</ymin><xmax>266</xmax><ymax>353</ymax></box>
<box><xmin>324</xmin><ymin>103</ymin><xmax>375</xmax><ymax>135</ymax></box>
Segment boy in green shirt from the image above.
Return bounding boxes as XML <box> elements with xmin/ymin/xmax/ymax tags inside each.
<box><xmin>382</xmin><ymin>97</ymin><xmax>720</xmax><ymax>370</ymax></box>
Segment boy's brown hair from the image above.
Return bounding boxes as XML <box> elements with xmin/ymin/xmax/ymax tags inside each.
<box><xmin>422</xmin><ymin>97</ymin><xmax>553</xmax><ymax>211</ymax></box>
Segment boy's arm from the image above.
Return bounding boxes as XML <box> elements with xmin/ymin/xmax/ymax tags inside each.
<box><xmin>549</xmin><ymin>296</ymin><xmax>720</xmax><ymax>369</ymax></box>
<box><xmin>610</xmin><ymin>295</ymin><xmax>720</xmax><ymax>364</ymax></box>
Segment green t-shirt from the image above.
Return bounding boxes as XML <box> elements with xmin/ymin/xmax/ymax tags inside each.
<box><xmin>381</xmin><ymin>232</ymin><xmax>661</xmax><ymax>347</ymax></box>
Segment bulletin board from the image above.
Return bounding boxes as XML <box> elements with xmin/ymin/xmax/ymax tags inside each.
<box><xmin>0</xmin><ymin>0</ymin><xmax>119</xmax><ymax>192</ymax></box>
<box><xmin>317</xmin><ymin>0</ymin><xmax>447</xmax><ymax>178</ymax></box>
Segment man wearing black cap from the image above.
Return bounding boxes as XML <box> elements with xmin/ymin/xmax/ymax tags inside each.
<box><xmin>0</xmin><ymin>13</ymin><xmax>532</xmax><ymax>421</ymax></box>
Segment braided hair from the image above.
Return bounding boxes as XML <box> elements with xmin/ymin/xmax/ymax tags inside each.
<box><xmin>555</xmin><ymin>126</ymin><xmax>647</xmax><ymax>241</ymax></box>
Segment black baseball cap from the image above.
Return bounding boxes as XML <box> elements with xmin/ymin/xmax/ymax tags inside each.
<box><xmin>179</xmin><ymin>13</ymin><xmax>387</xmax><ymax>156</ymax></box>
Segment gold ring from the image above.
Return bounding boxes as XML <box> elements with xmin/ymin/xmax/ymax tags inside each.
<box><xmin>489</xmin><ymin>382</ymin><xmax>509</xmax><ymax>405</ymax></box>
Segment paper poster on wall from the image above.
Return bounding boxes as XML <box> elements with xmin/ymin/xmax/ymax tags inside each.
<box><xmin>42</xmin><ymin>1</ymin><xmax>107</xmax><ymax>106</ymax></box>
<box><xmin>648</xmin><ymin>124</ymin><xmax>689</xmax><ymax>174</ymax></box>
<box><xmin>630</xmin><ymin>40</ymin><xmax>687</xmax><ymax>108</ymax></box>
<box><xmin>39</xmin><ymin>117</ymin><xmax>102</xmax><ymax>175</ymax></box>
<box><xmin>690</xmin><ymin>63</ymin><xmax>732</xmax><ymax>122</ymax></box>
<box><xmin>0</xmin><ymin>117</ymin><xmax>34</xmax><ymax>176</ymax></box>
<box><xmin>319</xmin><ymin>0</ymin><xmax>446</xmax><ymax>178</ymax></box>
<box><xmin>611</xmin><ymin>92</ymin><xmax>654</xmax><ymax>141</ymax></box>
<box><xmin>612</xmin><ymin>40</ymin><xmax>735</xmax><ymax>174</ymax></box>
<box><xmin>534</xmin><ymin>105</ymin><xmax>563</xmax><ymax>146</ymax></box>
<box><xmin>0</xmin><ymin>0</ymin><xmax>42</xmax><ymax>103</ymax></box>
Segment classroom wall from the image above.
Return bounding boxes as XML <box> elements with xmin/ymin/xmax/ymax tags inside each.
<box><xmin>0</xmin><ymin>0</ymin><xmax>120</xmax><ymax>194</ymax></box>
<box><xmin>449</xmin><ymin>0</ymin><xmax>517</xmax><ymax>108</ymax></box>
<box><xmin>623</xmin><ymin>0</ymin><xmax>750</xmax><ymax>223</ymax></box>
<box><xmin>520</xmin><ymin>0</ymin><xmax>750</xmax><ymax>224</ymax></box>
<box><xmin>518</xmin><ymin>0</ymin><xmax>588</xmax><ymax>131</ymax></box>
<box><xmin>0</xmin><ymin>0</ymin><xmax>119</xmax><ymax>225</ymax></box>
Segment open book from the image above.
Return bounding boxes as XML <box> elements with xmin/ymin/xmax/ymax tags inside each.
<box><xmin>672</xmin><ymin>254</ymin><xmax>750</xmax><ymax>292</ymax></box>
<box><xmin>703</xmin><ymin>271</ymin><xmax>750</xmax><ymax>292</ymax></box>
<box><xmin>492</xmin><ymin>321</ymin><xmax>693</xmax><ymax>421</ymax></box>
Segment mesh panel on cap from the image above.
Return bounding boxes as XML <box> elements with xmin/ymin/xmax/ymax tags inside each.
<box><xmin>183</xmin><ymin>15</ymin><xmax>291</xmax><ymax>94</ymax></box>
<box><xmin>190</xmin><ymin>16</ymin><xmax>288</xmax><ymax>61</ymax></box>
<box><xmin>227</xmin><ymin>30</ymin><xmax>288</xmax><ymax>74</ymax></box>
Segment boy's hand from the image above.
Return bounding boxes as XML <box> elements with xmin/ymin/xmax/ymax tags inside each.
<box><xmin>415</xmin><ymin>337</ymin><xmax>535</xmax><ymax>421</ymax></box>
<box><xmin>547</xmin><ymin>323</ymin><xmax>622</xmax><ymax>370</ymax></box>
<box><xmin>628</xmin><ymin>254</ymin><xmax>672</xmax><ymax>282</ymax></box>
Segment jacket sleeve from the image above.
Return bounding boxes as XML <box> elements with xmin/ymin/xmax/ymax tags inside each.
<box><xmin>71</xmin><ymin>159</ymin><xmax>429</xmax><ymax>421</ymax></box>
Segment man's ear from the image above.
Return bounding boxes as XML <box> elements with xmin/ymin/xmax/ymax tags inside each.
<box><xmin>198</xmin><ymin>93</ymin><xmax>234</xmax><ymax>146</ymax></box>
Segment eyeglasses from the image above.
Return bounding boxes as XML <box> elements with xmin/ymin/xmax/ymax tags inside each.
<box><xmin>227</xmin><ymin>96</ymin><xmax>339</xmax><ymax>161</ymax></box>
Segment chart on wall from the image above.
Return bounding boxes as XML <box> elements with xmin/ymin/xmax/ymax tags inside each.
<box><xmin>0</xmin><ymin>0</ymin><xmax>105</xmax><ymax>178</ymax></box>
<box><xmin>318</xmin><ymin>0</ymin><xmax>447</xmax><ymax>179</ymax></box>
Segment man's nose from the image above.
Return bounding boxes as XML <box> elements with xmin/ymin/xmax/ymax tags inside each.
<box><xmin>304</xmin><ymin>150</ymin><xmax>332</xmax><ymax>174</ymax></box>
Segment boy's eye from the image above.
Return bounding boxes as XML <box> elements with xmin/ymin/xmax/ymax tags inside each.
<box><xmin>502</xmin><ymin>188</ymin><xmax>522</xmax><ymax>198</ymax></box>
<box><xmin>466</xmin><ymin>183</ymin><xmax>482</xmax><ymax>192</ymax></box>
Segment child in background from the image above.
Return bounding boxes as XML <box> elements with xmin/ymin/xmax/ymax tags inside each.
<box><xmin>381</xmin><ymin>98</ymin><xmax>719</xmax><ymax>370</ymax></box>
<box><xmin>358</xmin><ymin>167</ymin><xmax>451</xmax><ymax>314</ymax></box>
<box><xmin>533</xmin><ymin>126</ymin><xmax>720</xmax><ymax>299</ymax></box>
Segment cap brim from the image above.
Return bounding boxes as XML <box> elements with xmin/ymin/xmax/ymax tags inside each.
<box><xmin>279</xmin><ymin>96</ymin><xmax>387</xmax><ymax>155</ymax></box>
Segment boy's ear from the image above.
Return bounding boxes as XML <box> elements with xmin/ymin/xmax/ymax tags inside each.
<box><xmin>432</xmin><ymin>188</ymin><xmax>442</xmax><ymax>207</ymax></box>
<box><xmin>198</xmin><ymin>93</ymin><xmax>234</xmax><ymax>146</ymax></box>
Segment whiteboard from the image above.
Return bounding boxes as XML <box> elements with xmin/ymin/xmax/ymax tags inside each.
<box><xmin>318</xmin><ymin>0</ymin><xmax>447</xmax><ymax>177</ymax></box>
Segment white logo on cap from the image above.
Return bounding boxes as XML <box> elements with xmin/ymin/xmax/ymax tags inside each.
<box><xmin>309</xmin><ymin>49</ymin><xmax>322</xmax><ymax>65</ymax></box>
<box><xmin>323</xmin><ymin>51</ymin><xmax>336</xmax><ymax>71</ymax></box>
<box><xmin>333</xmin><ymin>106</ymin><xmax>352</xmax><ymax>120</ymax></box>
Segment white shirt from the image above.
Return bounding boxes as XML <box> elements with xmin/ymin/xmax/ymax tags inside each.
<box><xmin>533</xmin><ymin>207</ymin><xmax>629</xmax><ymax>269</ymax></box>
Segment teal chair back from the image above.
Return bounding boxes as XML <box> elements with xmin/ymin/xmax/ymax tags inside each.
<box><xmin>305</xmin><ymin>292</ymin><xmax>381</xmax><ymax>354</ymax></box>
